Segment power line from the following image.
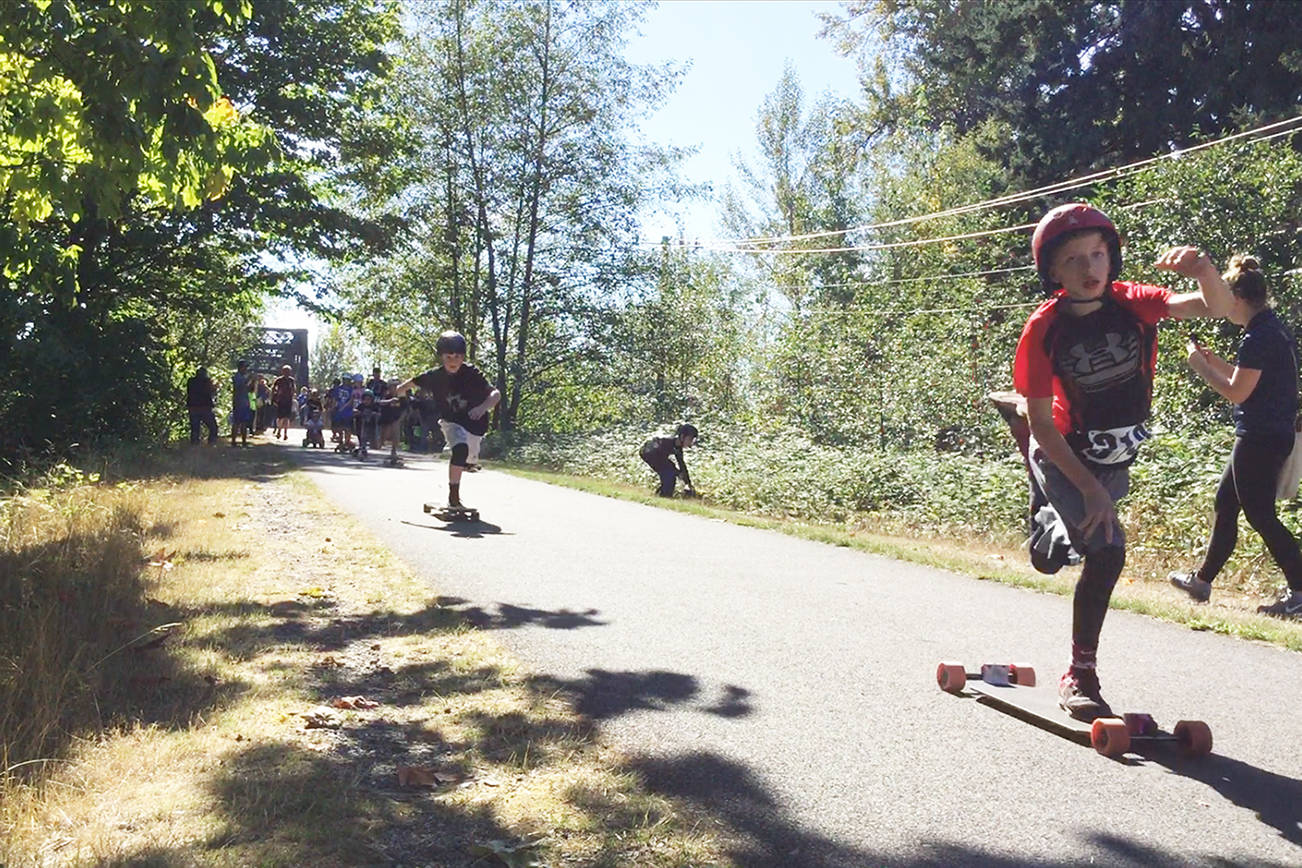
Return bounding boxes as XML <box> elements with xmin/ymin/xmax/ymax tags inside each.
<box><xmin>652</xmin><ymin>113</ymin><xmax>1302</xmax><ymax>251</ymax></box>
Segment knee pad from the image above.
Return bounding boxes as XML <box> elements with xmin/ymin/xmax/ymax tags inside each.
<box><xmin>451</xmin><ymin>442</ymin><xmax>469</xmax><ymax>467</ymax></box>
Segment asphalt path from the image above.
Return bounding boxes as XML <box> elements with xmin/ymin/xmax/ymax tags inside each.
<box><xmin>286</xmin><ymin>442</ymin><xmax>1302</xmax><ymax>867</ymax></box>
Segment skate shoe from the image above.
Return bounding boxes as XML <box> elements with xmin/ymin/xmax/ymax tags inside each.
<box><xmin>1168</xmin><ymin>570</ymin><xmax>1211</xmax><ymax>603</ymax></box>
<box><xmin>1256</xmin><ymin>591</ymin><xmax>1302</xmax><ymax>619</ymax></box>
<box><xmin>1058</xmin><ymin>668</ymin><xmax>1112</xmax><ymax>722</ymax></box>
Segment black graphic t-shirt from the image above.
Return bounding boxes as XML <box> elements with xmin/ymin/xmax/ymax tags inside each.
<box><xmin>1015</xmin><ymin>282</ymin><xmax>1171</xmax><ymax>467</ymax></box>
<box><xmin>413</xmin><ymin>363</ymin><xmax>494</xmax><ymax>435</ymax></box>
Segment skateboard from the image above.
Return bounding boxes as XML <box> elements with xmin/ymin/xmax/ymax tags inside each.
<box><xmin>988</xmin><ymin>390</ymin><xmax>1030</xmax><ymax>461</ymax></box>
<box><xmin>423</xmin><ymin>502</ymin><xmax>480</xmax><ymax>522</ymax></box>
<box><xmin>936</xmin><ymin>661</ymin><xmax>1213</xmax><ymax>759</ymax></box>
<box><xmin>385</xmin><ymin>455</ymin><xmax>404</xmax><ymax>467</ymax></box>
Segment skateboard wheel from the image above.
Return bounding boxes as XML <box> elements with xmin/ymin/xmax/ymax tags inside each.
<box><xmin>1009</xmin><ymin>664</ymin><xmax>1036</xmax><ymax>687</ymax></box>
<box><xmin>1173</xmin><ymin>720</ymin><xmax>1213</xmax><ymax>757</ymax></box>
<box><xmin>1089</xmin><ymin>717</ymin><xmax>1131</xmax><ymax>758</ymax></box>
<box><xmin>936</xmin><ymin>662</ymin><xmax>967</xmax><ymax>694</ymax></box>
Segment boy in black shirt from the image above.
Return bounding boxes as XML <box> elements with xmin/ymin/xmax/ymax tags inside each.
<box><xmin>640</xmin><ymin>424</ymin><xmax>698</xmax><ymax>497</ymax></box>
<box><xmin>393</xmin><ymin>331</ymin><xmax>500</xmax><ymax>508</ymax></box>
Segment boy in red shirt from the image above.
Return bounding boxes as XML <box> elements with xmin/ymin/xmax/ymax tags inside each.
<box><xmin>1013</xmin><ymin>203</ymin><xmax>1231</xmax><ymax>720</ymax></box>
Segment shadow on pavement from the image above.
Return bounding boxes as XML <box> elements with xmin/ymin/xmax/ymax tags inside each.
<box><xmin>626</xmin><ymin>751</ymin><xmax>1267</xmax><ymax>867</ymax></box>
<box><xmin>399</xmin><ymin>518</ymin><xmax>509</xmax><ymax>537</ymax></box>
<box><xmin>1149</xmin><ymin>751</ymin><xmax>1302</xmax><ymax>846</ymax></box>
<box><xmin>531</xmin><ymin>668</ymin><xmax>754</xmax><ymax>722</ymax></box>
<box><xmin>445</xmin><ymin>600</ymin><xmax>606</xmax><ymax>631</ymax></box>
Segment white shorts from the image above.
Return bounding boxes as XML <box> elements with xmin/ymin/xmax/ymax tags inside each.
<box><xmin>439</xmin><ymin>420</ymin><xmax>482</xmax><ymax>465</ymax></box>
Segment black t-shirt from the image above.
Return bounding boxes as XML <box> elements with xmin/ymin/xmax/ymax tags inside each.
<box><xmin>640</xmin><ymin>436</ymin><xmax>683</xmax><ymax>470</ymax></box>
<box><xmin>413</xmin><ymin>364</ymin><xmax>494</xmax><ymax>435</ymax></box>
<box><xmin>271</xmin><ymin>375</ymin><xmax>296</xmax><ymax>405</ymax></box>
<box><xmin>379</xmin><ymin>396</ymin><xmax>407</xmax><ymax>425</ymax></box>
<box><xmin>1043</xmin><ymin>298</ymin><xmax>1157</xmax><ymax>466</ymax></box>
<box><xmin>1235</xmin><ymin>308</ymin><xmax>1298</xmax><ymax>439</ymax></box>
<box><xmin>186</xmin><ymin>375</ymin><xmax>214</xmax><ymax>410</ymax></box>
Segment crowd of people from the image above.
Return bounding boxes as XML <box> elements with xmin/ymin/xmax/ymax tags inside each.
<box><xmin>184</xmin><ymin>361</ymin><xmax>451</xmax><ymax>458</ymax></box>
<box><xmin>182</xmin><ymin>331</ymin><xmax>502</xmax><ymax>511</ymax></box>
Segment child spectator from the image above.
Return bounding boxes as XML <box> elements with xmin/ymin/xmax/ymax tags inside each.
<box><xmin>304</xmin><ymin>408</ymin><xmax>326</xmax><ymax>448</ymax></box>
<box><xmin>377</xmin><ymin>383</ymin><xmax>409</xmax><ymax>465</ymax></box>
<box><xmin>332</xmin><ymin>375</ymin><xmax>356</xmax><ymax>449</ymax></box>
<box><xmin>354</xmin><ymin>388</ymin><xmax>380</xmax><ymax>458</ymax></box>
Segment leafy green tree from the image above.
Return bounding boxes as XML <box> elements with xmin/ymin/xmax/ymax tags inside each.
<box><xmin>344</xmin><ymin>0</ymin><xmax>686</xmax><ymax>432</ymax></box>
<box><xmin>310</xmin><ymin>320</ymin><xmax>363</xmax><ymax>388</ymax></box>
<box><xmin>824</xmin><ymin>0</ymin><xmax>1302</xmax><ymax>185</ymax></box>
<box><xmin>0</xmin><ymin>0</ymin><xmax>402</xmax><ymax>457</ymax></box>
<box><xmin>723</xmin><ymin>64</ymin><xmax>865</xmax><ymax>311</ymax></box>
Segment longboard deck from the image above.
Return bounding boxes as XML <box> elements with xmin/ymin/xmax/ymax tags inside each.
<box><xmin>964</xmin><ymin>677</ymin><xmax>1093</xmax><ymax>743</ymax></box>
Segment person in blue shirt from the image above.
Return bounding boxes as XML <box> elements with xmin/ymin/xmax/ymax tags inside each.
<box><xmin>1170</xmin><ymin>255</ymin><xmax>1302</xmax><ymax>618</ymax></box>
<box><xmin>230</xmin><ymin>360</ymin><xmax>254</xmax><ymax>447</ymax></box>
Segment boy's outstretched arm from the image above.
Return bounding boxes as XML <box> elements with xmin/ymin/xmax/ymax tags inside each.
<box><xmin>1156</xmin><ymin>246</ymin><xmax>1232</xmax><ymax>319</ymax></box>
<box><xmin>1025</xmin><ymin>398</ymin><xmax>1116</xmax><ymax>546</ymax></box>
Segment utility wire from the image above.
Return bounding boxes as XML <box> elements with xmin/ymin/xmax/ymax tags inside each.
<box><xmin>654</xmin><ymin>113</ymin><xmax>1302</xmax><ymax>251</ymax></box>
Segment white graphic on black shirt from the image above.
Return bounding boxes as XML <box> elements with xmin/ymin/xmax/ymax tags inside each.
<box><xmin>1063</xmin><ymin>331</ymin><xmax>1141</xmax><ymax>393</ymax></box>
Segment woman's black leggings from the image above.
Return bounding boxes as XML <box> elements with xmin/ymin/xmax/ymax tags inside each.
<box><xmin>1200</xmin><ymin>435</ymin><xmax>1302</xmax><ymax>591</ymax></box>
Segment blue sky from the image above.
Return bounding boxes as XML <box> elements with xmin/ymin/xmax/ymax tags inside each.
<box><xmin>626</xmin><ymin>0</ymin><xmax>862</xmax><ymax>241</ymax></box>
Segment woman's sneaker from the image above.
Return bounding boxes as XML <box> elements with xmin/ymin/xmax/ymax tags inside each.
<box><xmin>1058</xmin><ymin>668</ymin><xmax>1112</xmax><ymax>721</ymax></box>
<box><xmin>1256</xmin><ymin>591</ymin><xmax>1302</xmax><ymax>619</ymax></box>
<box><xmin>1169</xmin><ymin>570</ymin><xmax>1212</xmax><ymax>603</ymax></box>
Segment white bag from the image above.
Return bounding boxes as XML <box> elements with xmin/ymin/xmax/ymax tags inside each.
<box><xmin>1276</xmin><ymin>418</ymin><xmax>1302</xmax><ymax>500</ymax></box>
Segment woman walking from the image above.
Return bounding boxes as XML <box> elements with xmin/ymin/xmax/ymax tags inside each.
<box><xmin>1170</xmin><ymin>255</ymin><xmax>1302</xmax><ymax>618</ymax></box>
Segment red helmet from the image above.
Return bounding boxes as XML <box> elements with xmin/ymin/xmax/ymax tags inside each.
<box><xmin>1031</xmin><ymin>203</ymin><xmax>1122</xmax><ymax>291</ymax></box>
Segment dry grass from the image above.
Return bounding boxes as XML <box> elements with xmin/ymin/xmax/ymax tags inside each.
<box><xmin>0</xmin><ymin>446</ymin><xmax>732</xmax><ymax>866</ymax></box>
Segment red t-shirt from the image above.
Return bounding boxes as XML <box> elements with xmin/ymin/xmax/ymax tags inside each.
<box><xmin>1013</xmin><ymin>281</ymin><xmax>1172</xmax><ymax>466</ymax></box>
